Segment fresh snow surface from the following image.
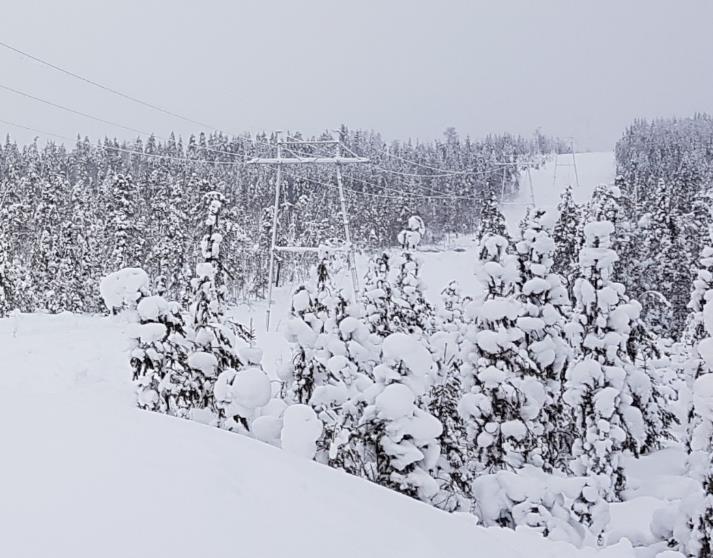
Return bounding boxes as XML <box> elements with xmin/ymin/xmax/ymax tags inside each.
<box><xmin>1</xmin><ymin>316</ymin><xmax>636</xmax><ymax>558</ymax></box>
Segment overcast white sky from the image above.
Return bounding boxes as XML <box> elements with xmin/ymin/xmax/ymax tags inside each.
<box><xmin>0</xmin><ymin>0</ymin><xmax>711</xmax><ymax>151</ymax></box>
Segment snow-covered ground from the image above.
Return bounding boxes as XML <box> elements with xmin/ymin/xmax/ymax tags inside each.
<box><xmin>1</xmin><ymin>151</ymin><xmax>655</xmax><ymax>558</ymax></box>
<box><xmin>0</xmin><ymin>313</ymin><xmax>635</xmax><ymax>558</ymax></box>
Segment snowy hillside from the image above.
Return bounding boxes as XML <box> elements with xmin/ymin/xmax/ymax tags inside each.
<box><xmin>0</xmin><ymin>313</ymin><xmax>635</xmax><ymax>558</ymax></box>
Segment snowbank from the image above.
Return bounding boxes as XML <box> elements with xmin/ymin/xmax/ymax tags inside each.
<box><xmin>0</xmin><ymin>312</ymin><xmax>639</xmax><ymax>558</ymax></box>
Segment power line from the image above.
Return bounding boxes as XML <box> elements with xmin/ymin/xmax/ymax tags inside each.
<box><xmin>0</xmin><ymin>82</ymin><xmax>257</xmax><ymax>161</ymax></box>
<box><xmin>341</xmin><ymin>143</ymin><xmax>465</xmax><ymax>178</ymax></box>
<box><xmin>0</xmin><ymin>39</ymin><xmax>280</xmax><ymax>154</ymax></box>
<box><xmin>284</xmin><ymin>167</ymin><xmax>477</xmax><ymax>201</ymax></box>
<box><xmin>0</xmin><ymin>82</ymin><xmax>154</xmax><ymax>137</ymax></box>
<box><xmin>372</xmin><ymin>146</ymin><xmax>469</xmax><ymax>175</ymax></box>
<box><xmin>0</xmin><ymin>39</ymin><xmax>527</xmax><ymax>180</ymax></box>
<box><xmin>0</xmin><ymin>39</ymin><xmax>220</xmax><ymax>132</ymax></box>
<box><xmin>0</xmin><ymin>117</ymin><xmax>73</xmax><ymax>142</ymax></box>
<box><xmin>343</xmin><ymin>172</ymin><xmax>478</xmax><ymax>200</ymax></box>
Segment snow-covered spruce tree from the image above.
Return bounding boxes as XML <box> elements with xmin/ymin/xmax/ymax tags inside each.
<box><xmin>476</xmin><ymin>191</ymin><xmax>508</xmax><ymax>245</ymax></box>
<box><xmin>683</xmin><ymin>236</ymin><xmax>713</xmax><ymax>456</ymax></box>
<box><xmin>390</xmin><ymin>215</ymin><xmax>435</xmax><ymax>336</ymax></box>
<box><xmin>552</xmin><ymin>186</ymin><xmax>582</xmax><ymax>288</ymax></box>
<box><xmin>459</xmin><ymin>231</ymin><xmax>545</xmax><ymax>472</ymax></box>
<box><xmin>147</xmin><ymin>176</ymin><xmax>190</xmax><ymax>302</ymax></box>
<box><xmin>674</xmin><ymin>311</ymin><xmax>713</xmax><ymax>556</ymax></box>
<box><xmin>285</xmin><ymin>249</ymin><xmax>379</xmax><ymax>467</ymax></box>
<box><xmin>30</xmin><ymin>174</ymin><xmax>67</xmax><ymax>313</ymax></box>
<box><xmin>188</xmin><ymin>191</ymin><xmax>252</xmax><ymax>422</ymax></box>
<box><xmin>129</xmin><ymin>293</ymin><xmax>197</xmax><ymax>417</ymax></box>
<box><xmin>360</xmin><ymin>215</ymin><xmax>434</xmax><ymax>339</ymax></box>
<box><xmin>0</xmin><ymin>227</ymin><xmax>15</xmax><ymax>317</ymax></box>
<box><xmin>684</xmin><ymin>236</ymin><xmax>713</xmax><ymax>350</ymax></box>
<box><xmin>284</xmin><ymin>252</ymin><xmax>335</xmax><ymax>406</ymax></box>
<box><xmin>357</xmin><ymin>332</ymin><xmax>442</xmax><ymax>502</ymax></box>
<box><xmin>625</xmin><ymin>319</ymin><xmax>678</xmax><ymax>455</ymax></box>
<box><xmin>637</xmin><ymin>178</ymin><xmax>691</xmax><ymax>336</ymax></box>
<box><xmin>514</xmin><ymin>209</ymin><xmax>573</xmax><ymax>472</ymax></box>
<box><xmin>584</xmin><ymin>183</ymin><xmax>639</xmax><ymax>285</ymax></box>
<box><xmin>108</xmin><ymin>174</ymin><xmax>138</xmax><ymax>272</ymax></box>
<box><xmin>361</xmin><ymin>252</ymin><xmax>392</xmax><ymax>337</ymax></box>
<box><xmin>425</xmin><ymin>281</ymin><xmax>473</xmax><ymax>511</ymax></box>
<box><xmin>563</xmin><ymin>221</ymin><xmax>645</xmax><ymax>502</ymax></box>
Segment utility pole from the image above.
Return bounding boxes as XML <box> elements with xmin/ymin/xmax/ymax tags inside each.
<box><xmin>497</xmin><ymin>160</ymin><xmax>537</xmax><ymax>208</ymax></box>
<box><xmin>246</xmin><ymin>134</ymin><xmax>369</xmax><ymax>330</ymax></box>
<box><xmin>552</xmin><ymin>137</ymin><xmax>580</xmax><ymax>189</ymax></box>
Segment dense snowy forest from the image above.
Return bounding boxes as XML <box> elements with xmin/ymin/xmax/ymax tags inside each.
<box><xmin>5</xmin><ymin>116</ymin><xmax>713</xmax><ymax>558</ymax></box>
<box><xmin>0</xmin><ymin>127</ymin><xmax>565</xmax><ymax>315</ymax></box>
<box><xmin>38</xmin><ymin>114</ymin><xmax>704</xmax><ymax>558</ymax></box>
<box><xmin>614</xmin><ymin>114</ymin><xmax>713</xmax><ymax>338</ymax></box>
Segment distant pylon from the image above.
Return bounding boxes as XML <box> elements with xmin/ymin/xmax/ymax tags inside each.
<box><xmin>245</xmin><ymin>132</ymin><xmax>369</xmax><ymax>331</ymax></box>
<box><xmin>552</xmin><ymin>137</ymin><xmax>580</xmax><ymax>188</ymax></box>
<box><xmin>498</xmin><ymin>161</ymin><xmax>537</xmax><ymax>208</ymax></box>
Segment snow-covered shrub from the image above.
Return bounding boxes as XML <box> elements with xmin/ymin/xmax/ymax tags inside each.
<box><xmin>128</xmin><ymin>294</ymin><xmax>197</xmax><ymax>416</ymax></box>
<box><xmin>473</xmin><ymin>466</ymin><xmax>609</xmax><ymax>546</ymax></box>
<box><xmin>99</xmin><ymin>267</ymin><xmax>150</xmax><ymax>314</ymax></box>
<box><xmin>281</xmin><ymin>404</ymin><xmax>324</xmax><ymax>459</ymax></box>
<box><xmin>397</xmin><ymin>215</ymin><xmax>425</xmax><ymax>250</ymax></box>
<box><xmin>214</xmin><ymin>347</ymin><xmax>272</xmax><ymax>432</ymax></box>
